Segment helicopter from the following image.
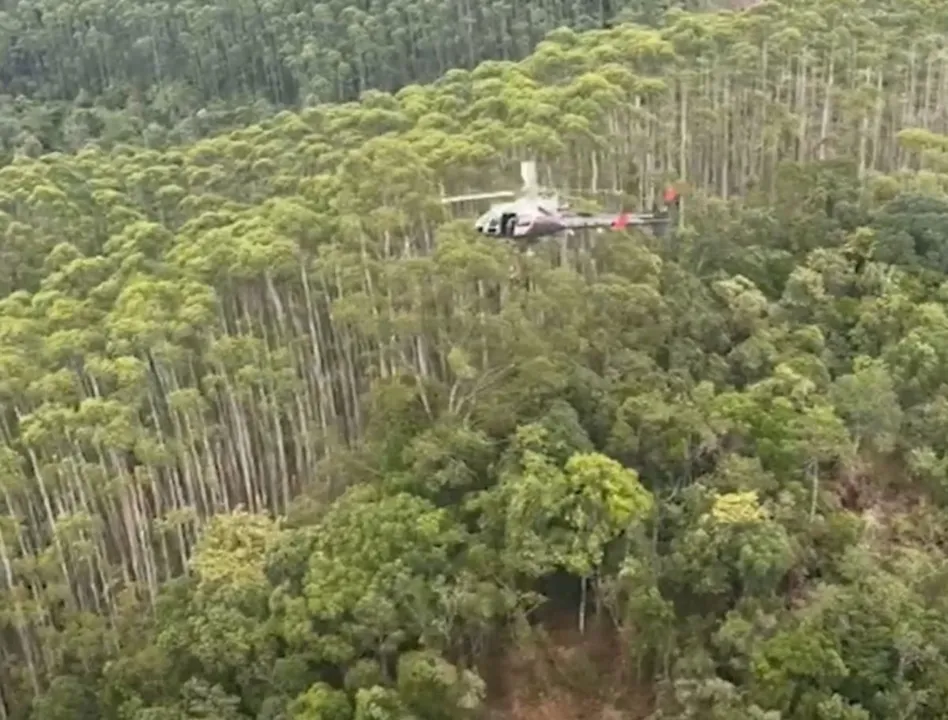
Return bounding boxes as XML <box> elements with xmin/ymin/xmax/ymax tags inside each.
<box><xmin>441</xmin><ymin>160</ymin><xmax>679</xmax><ymax>242</ymax></box>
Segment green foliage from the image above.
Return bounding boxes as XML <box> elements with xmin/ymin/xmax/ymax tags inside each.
<box><xmin>288</xmin><ymin>683</ymin><xmax>352</xmax><ymax>720</ymax></box>
<box><xmin>395</xmin><ymin>651</ymin><xmax>484</xmax><ymax>720</ymax></box>
<box><xmin>7</xmin><ymin>2</ymin><xmax>948</xmax><ymax>720</ymax></box>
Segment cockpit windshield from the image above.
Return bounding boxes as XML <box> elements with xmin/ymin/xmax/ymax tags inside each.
<box><xmin>475</xmin><ymin>210</ymin><xmax>501</xmax><ymax>234</ymax></box>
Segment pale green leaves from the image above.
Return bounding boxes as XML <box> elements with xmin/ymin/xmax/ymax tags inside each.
<box><xmin>500</xmin><ymin>430</ymin><xmax>653</xmax><ymax>581</ymax></box>
<box><xmin>710</xmin><ymin>491</ymin><xmax>766</xmax><ymax>525</ymax></box>
<box><xmin>671</xmin><ymin>489</ymin><xmax>795</xmax><ymax>599</ymax></box>
<box><xmin>395</xmin><ymin>651</ymin><xmax>484</xmax><ymax>720</ymax></box>
<box><xmin>189</xmin><ymin>512</ymin><xmax>281</xmax><ymax>595</ymax></box>
<box><xmin>565</xmin><ymin>452</ymin><xmax>654</xmax><ymax>530</ymax></box>
<box><xmin>446</xmin><ymin>347</ymin><xmax>476</xmax><ymax>381</ymax></box>
<box><xmin>288</xmin><ymin>683</ymin><xmax>351</xmax><ymax>720</ymax></box>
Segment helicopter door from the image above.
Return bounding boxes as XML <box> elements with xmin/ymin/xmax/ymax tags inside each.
<box><xmin>500</xmin><ymin>212</ymin><xmax>517</xmax><ymax>237</ymax></box>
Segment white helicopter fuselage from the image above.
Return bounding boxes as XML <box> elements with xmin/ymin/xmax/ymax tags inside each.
<box><xmin>474</xmin><ymin>195</ymin><xmax>567</xmax><ymax>239</ymax></box>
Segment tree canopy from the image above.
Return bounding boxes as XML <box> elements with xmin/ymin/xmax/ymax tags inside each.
<box><xmin>2</xmin><ymin>0</ymin><xmax>948</xmax><ymax>718</ymax></box>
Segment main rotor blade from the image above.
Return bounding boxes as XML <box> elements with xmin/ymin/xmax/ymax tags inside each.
<box><xmin>441</xmin><ymin>190</ymin><xmax>516</xmax><ymax>204</ymax></box>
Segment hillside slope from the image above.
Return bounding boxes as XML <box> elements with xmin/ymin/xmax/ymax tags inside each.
<box><xmin>0</xmin><ymin>0</ymin><xmax>745</xmax><ymax>157</ymax></box>
<box><xmin>3</xmin><ymin>1</ymin><xmax>948</xmax><ymax>719</ymax></box>
<box><xmin>0</xmin><ymin>0</ymin><xmax>945</xmax><ymax>158</ymax></box>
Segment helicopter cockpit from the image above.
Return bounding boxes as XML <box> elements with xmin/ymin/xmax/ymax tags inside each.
<box><xmin>475</xmin><ymin>207</ymin><xmax>525</xmax><ymax>237</ymax></box>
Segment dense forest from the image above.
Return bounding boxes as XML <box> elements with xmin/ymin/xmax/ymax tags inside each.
<box><xmin>0</xmin><ymin>0</ymin><xmax>749</xmax><ymax>157</ymax></box>
<box><xmin>3</xmin><ymin>0</ymin><xmax>948</xmax><ymax>718</ymax></box>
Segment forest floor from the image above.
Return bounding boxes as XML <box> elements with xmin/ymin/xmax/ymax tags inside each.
<box><xmin>483</xmin><ymin>608</ymin><xmax>654</xmax><ymax>720</ymax></box>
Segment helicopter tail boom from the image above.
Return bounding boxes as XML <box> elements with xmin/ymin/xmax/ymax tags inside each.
<box><xmin>560</xmin><ymin>212</ymin><xmax>670</xmax><ymax>231</ymax></box>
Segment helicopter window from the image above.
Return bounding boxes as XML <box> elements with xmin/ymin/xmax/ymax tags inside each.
<box><xmin>485</xmin><ymin>216</ymin><xmax>500</xmax><ymax>235</ymax></box>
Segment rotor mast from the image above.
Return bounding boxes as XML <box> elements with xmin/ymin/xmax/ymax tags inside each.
<box><xmin>521</xmin><ymin>159</ymin><xmax>560</xmax><ymax>212</ymax></box>
<box><xmin>520</xmin><ymin>160</ymin><xmax>538</xmax><ymax>197</ymax></box>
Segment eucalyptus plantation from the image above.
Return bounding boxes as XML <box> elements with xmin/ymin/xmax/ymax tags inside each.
<box><xmin>1</xmin><ymin>1</ymin><xmax>948</xmax><ymax>719</ymax></box>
